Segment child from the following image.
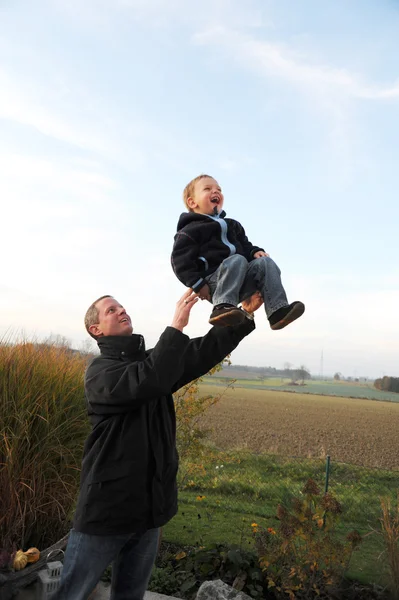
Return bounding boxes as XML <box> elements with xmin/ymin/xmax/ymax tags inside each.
<box><xmin>171</xmin><ymin>174</ymin><xmax>305</xmax><ymax>328</ymax></box>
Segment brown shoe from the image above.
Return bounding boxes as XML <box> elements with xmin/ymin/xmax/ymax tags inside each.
<box><xmin>269</xmin><ymin>301</ymin><xmax>305</xmax><ymax>330</ymax></box>
<box><xmin>209</xmin><ymin>304</ymin><xmax>247</xmax><ymax>327</ymax></box>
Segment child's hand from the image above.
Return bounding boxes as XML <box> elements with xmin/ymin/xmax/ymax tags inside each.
<box><xmin>254</xmin><ymin>251</ymin><xmax>269</xmax><ymax>258</ymax></box>
<box><xmin>195</xmin><ymin>283</ymin><xmax>211</xmax><ymax>302</ymax></box>
<box><xmin>241</xmin><ymin>291</ymin><xmax>264</xmax><ymax>314</ymax></box>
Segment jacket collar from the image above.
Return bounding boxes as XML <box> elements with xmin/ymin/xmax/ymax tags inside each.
<box><xmin>177</xmin><ymin>210</ymin><xmax>227</xmax><ymax>230</ymax></box>
<box><xmin>97</xmin><ymin>334</ymin><xmax>145</xmax><ymax>359</ymax></box>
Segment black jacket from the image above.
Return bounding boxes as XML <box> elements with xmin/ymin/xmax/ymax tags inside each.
<box><xmin>73</xmin><ymin>320</ymin><xmax>255</xmax><ymax>536</ymax></box>
<box><xmin>171</xmin><ymin>211</ymin><xmax>264</xmax><ymax>293</ymax></box>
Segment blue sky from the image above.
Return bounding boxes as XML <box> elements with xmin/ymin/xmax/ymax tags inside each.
<box><xmin>1</xmin><ymin>0</ymin><xmax>398</xmax><ymax>378</ymax></box>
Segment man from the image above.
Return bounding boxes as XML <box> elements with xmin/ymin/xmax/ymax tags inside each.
<box><xmin>56</xmin><ymin>289</ymin><xmax>261</xmax><ymax>600</ymax></box>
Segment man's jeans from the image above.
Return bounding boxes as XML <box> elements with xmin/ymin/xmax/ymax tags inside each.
<box><xmin>55</xmin><ymin>527</ymin><xmax>160</xmax><ymax>600</ymax></box>
<box><xmin>207</xmin><ymin>254</ymin><xmax>288</xmax><ymax>318</ymax></box>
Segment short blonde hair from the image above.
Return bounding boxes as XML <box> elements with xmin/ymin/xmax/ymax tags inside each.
<box><xmin>84</xmin><ymin>295</ymin><xmax>112</xmax><ymax>340</ymax></box>
<box><xmin>183</xmin><ymin>174</ymin><xmax>213</xmax><ymax>211</ymax></box>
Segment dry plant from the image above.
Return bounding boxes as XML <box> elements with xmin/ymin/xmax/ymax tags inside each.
<box><xmin>0</xmin><ymin>339</ymin><xmax>89</xmax><ymax>551</ymax></box>
<box><xmin>380</xmin><ymin>495</ymin><xmax>399</xmax><ymax>599</ymax></box>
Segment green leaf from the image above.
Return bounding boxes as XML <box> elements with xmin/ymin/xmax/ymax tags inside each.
<box><xmin>227</xmin><ymin>549</ymin><xmax>241</xmax><ymax>565</ymax></box>
<box><xmin>180</xmin><ymin>578</ymin><xmax>197</xmax><ymax>593</ymax></box>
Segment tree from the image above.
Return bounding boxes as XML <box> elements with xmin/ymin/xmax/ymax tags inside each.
<box><xmin>374</xmin><ymin>376</ymin><xmax>399</xmax><ymax>394</ymax></box>
<box><xmin>283</xmin><ymin>362</ymin><xmax>293</xmax><ymax>381</ymax></box>
<box><xmin>79</xmin><ymin>338</ymin><xmax>96</xmax><ymax>356</ymax></box>
<box><xmin>297</xmin><ymin>365</ymin><xmax>311</xmax><ymax>385</ymax></box>
<box><xmin>44</xmin><ymin>333</ymin><xmax>71</xmax><ymax>348</ymax></box>
<box><xmin>334</xmin><ymin>372</ymin><xmax>341</xmax><ymax>381</ymax></box>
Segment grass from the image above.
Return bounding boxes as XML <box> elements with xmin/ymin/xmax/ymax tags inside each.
<box><xmin>164</xmin><ymin>451</ymin><xmax>398</xmax><ymax>586</ymax></box>
<box><xmin>203</xmin><ymin>376</ymin><xmax>399</xmax><ymax>402</ymax></box>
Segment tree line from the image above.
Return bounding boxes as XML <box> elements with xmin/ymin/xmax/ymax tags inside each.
<box><xmin>223</xmin><ymin>363</ymin><xmax>311</xmax><ymax>383</ymax></box>
<box><xmin>374</xmin><ymin>376</ymin><xmax>399</xmax><ymax>393</ymax></box>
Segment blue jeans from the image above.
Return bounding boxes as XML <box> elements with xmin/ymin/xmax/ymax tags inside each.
<box><xmin>207</xmin><ymin>254</ymin><xmax>288</xmax><ymax>318</ymax></box>
<box><xmin>55</xmin><ymin>527</ymin><xmax>160</xmax><ymax>600</ymax></box>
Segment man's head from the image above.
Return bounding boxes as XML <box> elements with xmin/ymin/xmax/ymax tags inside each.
<box><xmin>85</xmin><ymin>296</ymin><xmax>133</xmax><ymax>339</ymax></box>
<box><xmin>183</xmin><ymin>174</ymin><xmax>224</xmax><ymax>215</ymax></box>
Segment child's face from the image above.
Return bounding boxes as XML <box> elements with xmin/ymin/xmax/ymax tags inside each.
<box><xmin>188</xmin><ymin>177</ymin><xmax>224</xmax><ymax>215</ymax></box>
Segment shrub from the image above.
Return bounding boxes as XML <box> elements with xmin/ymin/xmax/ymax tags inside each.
<box><xmin>253</xmin><ymin>478</ymin><xmax>362</xmax><ymax>599</ymax></box>
<box><xmin>0</xmin><ymin>340</ymin><xmax>89</xmax><ymax>551</ymax></box>
<box><xmin>152</xmin><ymin>543</ymin><xmax>268</xmax><ymax>600</ymax></box>
<box><xmin>173</xmin><ymin>358</ymin><xmax>233</xmax><ymax>487</ymax></box>
<box><xmin>148</xmin><ymin>564</ymin><xmax>190</xmax><ymax>597</ymax></box>
<box><xmin>380</xmin><ymin>495</ymin><xmax>399</xmax><ymax>599</ymax></box>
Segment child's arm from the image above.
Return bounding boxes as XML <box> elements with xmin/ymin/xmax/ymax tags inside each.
<box><xmin>171</xmin><ymin>231</ymin><xmax>207</xmax><ymax>293</ymax></box>
<box><xmin>231</xmin><ymin>220</ymin><xmax>266</xmax><ymax>261</ymax></box>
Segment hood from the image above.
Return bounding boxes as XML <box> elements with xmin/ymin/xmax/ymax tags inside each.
<box><xmin>176</xmin><ymin>210</ymin><xmax>227</xmax><ymax>232</ymax></box>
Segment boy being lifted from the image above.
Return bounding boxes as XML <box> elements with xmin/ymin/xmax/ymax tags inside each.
<box><xmin>171</xmin><ymin>174</ymin><xmax>305</xmax><ymax>329</ymax></box>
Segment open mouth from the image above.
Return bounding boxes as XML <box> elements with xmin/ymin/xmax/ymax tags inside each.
<box><xmin>120</xmin><ymin>318</ymin><xmax>129</xmax><ymax>323</ymax></box>
<box><xmin>211</xmin><ymin>197</ymin><xmax>220</xmax><ymax>204</ymax></box>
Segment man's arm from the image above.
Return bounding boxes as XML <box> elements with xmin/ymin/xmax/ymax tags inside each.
<box><xmin>86</xmin><ymin>328</ymin><xmax>190</xmax><ymax>414</ymax></box>
<box><xmin>172</xmin><ymin>317</ymin><xmax>255</xmax><ymax>393</ymax></box>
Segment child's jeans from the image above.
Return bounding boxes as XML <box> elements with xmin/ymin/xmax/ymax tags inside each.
<box><xmin>54</xmin><ymin>527</ymin><xmax>160</xmax><ymax>600</ymax></box>
<box><xmin>206</xmin><ymin>254</ymin><xmax>288</xmax><ymax>319</ymax></box>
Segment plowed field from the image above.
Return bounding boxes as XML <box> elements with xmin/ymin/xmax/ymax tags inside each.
<box><xmin>199</xmin><ymin>385</ymin><xmax>399</xmax><ymax>470</ymax></box>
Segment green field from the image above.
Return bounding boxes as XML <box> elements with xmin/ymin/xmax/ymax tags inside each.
<box><xmin>165</xmin><ymin>452</ymin><xmax>397</xmax><ymax>586</ymax></box>
<box><xmin>203</xmin><ymin>376</ymin><xmax>399</xmax><ymax>402</ymax></box>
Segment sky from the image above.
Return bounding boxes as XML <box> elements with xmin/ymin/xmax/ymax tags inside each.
<box><xmin>0</xmin><ymin>0</ymin><xmax>398</xmax><ymax>379</ymax></box>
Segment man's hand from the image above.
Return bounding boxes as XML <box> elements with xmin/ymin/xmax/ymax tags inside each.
<box><xmin>171</xmin><ymin>289</ymin><xmax>199</xmax><ymax>332</ymax></box>
<box><xmin>196</xmin><ymin>283</ymin><xmax>211</xmax><ymax>302</ymax></box>
<box><xmin>241</xmin><ymin>291</ymin><xmax>264</xmax><ymax>314</ymax></box>
<box><xmin>253</xmin><ymin>251</ymin><xmax>269</xmax><ymax>258</ymax></box>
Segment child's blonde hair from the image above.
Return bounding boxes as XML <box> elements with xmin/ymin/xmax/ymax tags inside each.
<box><xmin>183</xmin><ymin>174</ymin><xmax>213</xmax><ymax>212</ymax></box>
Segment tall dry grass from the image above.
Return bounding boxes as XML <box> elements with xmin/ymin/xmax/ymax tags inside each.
<box><xmin>0</xmin><ymin>341</ymin><xmax>90</xmax><ymax>551</ymax></box>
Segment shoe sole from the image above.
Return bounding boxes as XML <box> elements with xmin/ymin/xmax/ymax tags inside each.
<box><xmin>209</xmin><ymin>309</ymin><xmax>247</xmax><ymax>327</ymax></box>
<box><xmin>270</xmin><ymin>302</ymin><xmax>305</xmax><ymax>330</ymax></box>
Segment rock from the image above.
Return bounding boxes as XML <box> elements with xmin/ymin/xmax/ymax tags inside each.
<box><xmin>196</xmin><ymin>580</ymin><xmax>252</xmax><ymax>600</ymax></box>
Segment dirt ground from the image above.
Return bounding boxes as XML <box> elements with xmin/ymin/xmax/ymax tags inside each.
<box><xmin>199</xmin><ymin>385</ymin><xmax>399</xmax><ymax>470</ymax></box>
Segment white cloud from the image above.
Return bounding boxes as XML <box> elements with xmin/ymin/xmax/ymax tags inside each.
<box><xmin>218</xmin><ymin>158</ymin><xmax>237</xmax><ymax>172</ymax></box>
<box><xmin>190</xmin><ymin>21</ymin><xmax>398</xmax><ymax>184</ymax></box>
<box><xmin>52</xmin><ymin>0</ymin><xmax>270</xmax><ymax>31</ymax></box>
<box><xmin>48</xmin><ymin>0</ymin><xmax>399</xmax><ymax>102</ymax></box>
<box><xmin>192</xmin><ymin>26</ymin><xmax>399</xmax><ymax>102</ymax></box>
<box><xmin>0</xmin><ymin>69</ymin><xmax>150</xmax><ymax>171</ymax></box>
<box><xmin>0</xmin><ymin>152</ymin><xmax>118</xmax><ymax>211</ymax></box>
<box><xmin>0</xmin><ymin>69</ymin><xmax>113</xmax><ymax>155</ymax></box>
<box><xmin>0</xmin><ymin>151</ymin><xmax>127</xmax><ymax>304</ymax></box>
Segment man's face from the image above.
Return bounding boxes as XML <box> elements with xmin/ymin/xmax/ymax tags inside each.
<box><xmin>89</xmin><ymin>297</ymin><xmax>133</xmax><ymax>338</ymax></box>
<box><xmin>188</xmin><ymin>177</ymin><xmax>224</xmax><ymax>215</ymax></box>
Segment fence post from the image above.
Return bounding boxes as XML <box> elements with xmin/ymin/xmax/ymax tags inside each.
<box><xmin>324</xmin><ymin>455</ymin><xmax>331</xmax><ymax>494</ymax></box>
<box><xmin>322</xmin><ymin>455</ymin><xmax>331</xmax><ymax>529</ymax></box>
